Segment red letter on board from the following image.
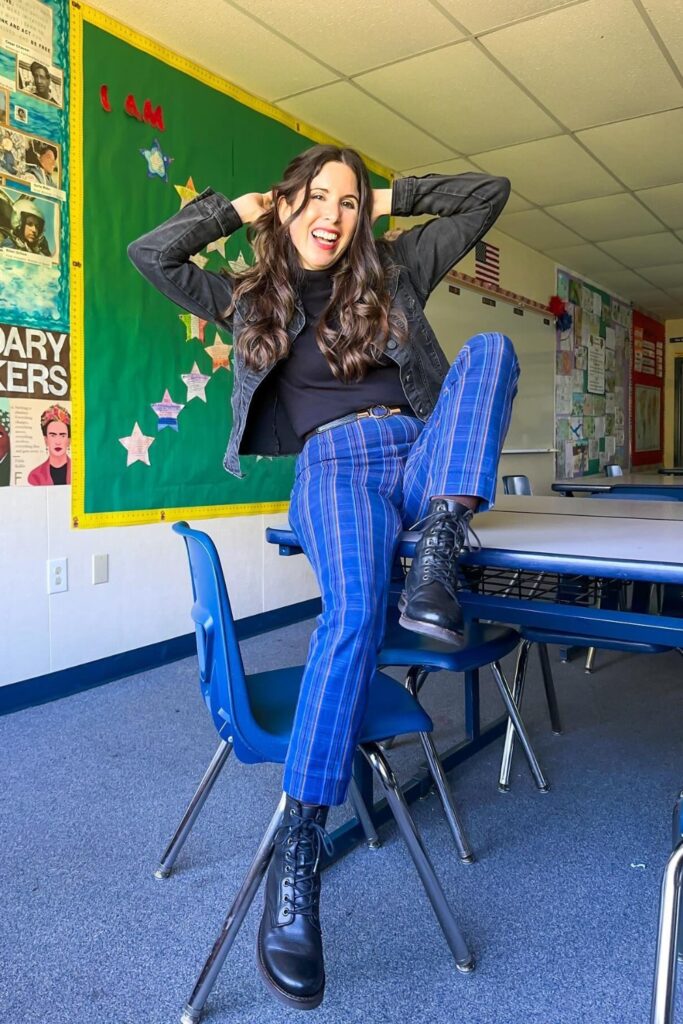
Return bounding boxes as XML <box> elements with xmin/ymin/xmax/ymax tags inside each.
<box><xmin>124</xmin><ymin>93</ymin><xmax>143</xmax><ymax>121</ymax></box>
<box><xmin>142</xmin><ymin>100</ymin><xmax>165</xmax><ymax>132</ymax></box>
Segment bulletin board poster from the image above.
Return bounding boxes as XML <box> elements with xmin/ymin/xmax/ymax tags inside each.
<box><xmin>0</xmin><ymin>0</ymin><xmax>70</xmax><ymax>489</ymax></box>
<box><xmin>631</xmin><ymin>310</ymin><xmax>664</xmax><ymax>466</ymax></box>
<box><xmin>70</xmin><ymin>6</ymin><xmax>391</xmax><ymax>528</ymax></box>
<box><xmin>555</xmin><ymin>271</ymin><xmax>631</xmax><ymax>478</ymax></box>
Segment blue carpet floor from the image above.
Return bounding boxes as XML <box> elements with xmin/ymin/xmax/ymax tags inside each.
<box><xmin>1</xmin><ymin>622</ymin><xmax>682</xmax><ymax>1024</ymax></box>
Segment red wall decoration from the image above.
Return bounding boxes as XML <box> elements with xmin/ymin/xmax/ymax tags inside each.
<box><xmin>631</xmin><ymin>310</ymin><xmax>664</xmax><ymax>466</ymax></box>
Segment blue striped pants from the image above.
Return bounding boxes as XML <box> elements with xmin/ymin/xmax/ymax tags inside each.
<box><xmin>285</xmin><ymin>332</ymin><xmax>519</xmax><ymax>806</ymax></box>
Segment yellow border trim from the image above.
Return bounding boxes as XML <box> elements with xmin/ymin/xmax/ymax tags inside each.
<box><xmin>70</xmin><ymin>2</ymin><xmax>393</xmax><ymax>529</ymax></box>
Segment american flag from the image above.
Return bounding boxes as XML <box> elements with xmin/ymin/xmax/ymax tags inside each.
<box><xmin>475</xmin><ymin>241</ymin><xmax>500</xmax><ymax>287</ymax></box>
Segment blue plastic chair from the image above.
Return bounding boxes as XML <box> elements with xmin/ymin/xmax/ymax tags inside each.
<box><xmin>502</xmin><ymin>474</ymin><xmax>532</xmax><ymax>495</ymax></box>
<box><xmin>171</xmin><ymin>523</ymin><xmax>473</xmax><ymax>1022</ymax></box>
<box><xmin>605</xmin><ymin>464</ymin><xmax>623</xmax><ymax>476</ymax></box>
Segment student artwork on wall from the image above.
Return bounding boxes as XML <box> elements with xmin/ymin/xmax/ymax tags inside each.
<box><xmin>70</xmin><ymin>5</ymin><xmax>391</xmax><ymax>528</ymax></box>
<box><xmin>555</xmin><ymin>270</ymin><xmax>631</xmax><ymax>477</ymax></box>
<box><xmin>631</xmin><ymin>310</ymin><xmax>664</xmax><ymax>466</ymax></box>
<box><xmin>0</xmin><ymin>0</ymin><xmax>68</xmax><ymax>487</ymax></box>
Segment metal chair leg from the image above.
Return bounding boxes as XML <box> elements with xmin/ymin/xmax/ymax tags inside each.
<box><xmin>361</xmin><ymin>742</ymin><xmax>475</xmax><ymax>973</ymax></box>
<box><xmin>155</xmin><ymin>739</ymin><xmax>233</xmax><ymax>879</ymax></box>
<box><xmin>402</xmin><ymin>668</ymin><xmax>474</xmax><ymax>863</ymax></box>
<box><xmin>584</xmin><ymin>646</ymin><xmax>597</xmax><ymax>674</ymax></box>
<box><xmin>673</xmin><ymin>792</ymin><xmax>683</xmax><ymax>965</ymax></box>
<box><xmin>489</xmin><ymin>661</ymin><xmax>549</xmax><ymax>793</ymax></box>
<box><xmin>180</xmin><ymin>793</ymin><xmax>286</xmax><ymax>1024</ymax></box>
<box><xmin>348</xmin><ymin>777</ymin><xmax>381</xmax><ymax>850</ymax></box>
<box><xmin>650</xmin><ymin>841</ymin><xmax>683</xmax><ymax>1024</ymax></box>
<box><xmin>498</xmin><ymin>640</ymin><xmax>530</xmax><ymax>792</ymax></box>
<box><xmin>538</xmin><ymin>642</ymin><xmax>563</xmax><ymax>734</ymax></box>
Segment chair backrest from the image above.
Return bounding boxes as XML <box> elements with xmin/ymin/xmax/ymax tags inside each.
<box><xmin>502</xmin><ymin>474</ymin><xmax>532</xmax><ymax>496</ymax></box>
<box><xmin>173</xmin><ymin>522</ymin><xmax>266</xmax><ymax>764</ymax></box>
<box><xmin>605</xmin><ymin>464</ymin><xmax>623</xmax><ymax>476</ymax></box>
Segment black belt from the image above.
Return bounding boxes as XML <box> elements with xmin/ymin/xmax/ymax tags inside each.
<box><xmin>303</xmin><ymin>405</ymin><xmax>412</xmax><ymax>442</ymax></box>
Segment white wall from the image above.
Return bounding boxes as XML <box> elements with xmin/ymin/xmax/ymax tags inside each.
<box><xmin>0</xmin><ymin>487</ymin><xmax>317</xmax><ymax>687</ymax></box>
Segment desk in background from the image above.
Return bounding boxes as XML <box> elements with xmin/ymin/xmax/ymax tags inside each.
<box><xmin>552</xmin><ymin>473</ymin><xmax>683</xmax><ymax>499</ymax></box>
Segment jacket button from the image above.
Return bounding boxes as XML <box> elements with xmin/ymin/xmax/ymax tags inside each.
<box><xmin>418</xmin><ymin>405</ymin><xmax>426</xmax><ymax>415</ymax></box>
<box><xmin>386</xmin><ymin>339</ymin><xmax>397</xmax><ymax>350</ymax></box>
<box><xmin>404</xmin><ymin>373</ymin><xmax>412</xmax><ymax>383</ymax></box>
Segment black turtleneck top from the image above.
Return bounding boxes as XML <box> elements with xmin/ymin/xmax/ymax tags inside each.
<box><xmin>274</xmin><ymin>269</ymin><xmax>406</xmax><ymax>440</ymax></box>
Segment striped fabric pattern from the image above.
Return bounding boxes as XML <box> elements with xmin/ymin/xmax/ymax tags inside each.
<box><xmin>285</xmin><ymin>333</ymin><xmax>519</xmax><ymax>806</ymax></box>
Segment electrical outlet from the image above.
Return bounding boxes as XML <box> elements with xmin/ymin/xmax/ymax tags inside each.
<box><xmin>47</xmin><ymin>557</ymin><xmax>68</xmax><ymax>594</ymax></box>
<box><xmin>92</xmin><ymin>554</ymin><xmax>109</xmax><ymax>585</ymax></box>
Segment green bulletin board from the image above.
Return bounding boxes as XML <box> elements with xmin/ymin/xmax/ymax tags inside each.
<box><xmin>71</xmin><ymin>6</ymin><xmax>390</xmax><ymax>527</ymax></box>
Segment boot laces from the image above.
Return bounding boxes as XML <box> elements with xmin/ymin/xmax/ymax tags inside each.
<box><xmin>277</xmin><ymin>811</ymin><xmax>334</xmax><ymax>919</ymax></box>
<box><xmin>410</xmin><ymin>509</ymin><xmax>481</xmax><ymax>598</ymax></box>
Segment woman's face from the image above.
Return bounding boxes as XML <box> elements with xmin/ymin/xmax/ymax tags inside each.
<box><xmin>45</xmin><ymin>422</ymin><xmax>69</xmax><ymax>463</ymax></box>
<box><xmin>39</xmin><ymin>149</ymin><xmax>56</xmax><ymax>173</ymax></box>
<box><xmin>279</xmin><ymin>160</ymin><xmax>360</xmax><ymax>271</ymax></box>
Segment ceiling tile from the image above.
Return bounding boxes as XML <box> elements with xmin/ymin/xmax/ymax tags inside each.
<box><xmin>482</xmin><ymin>0</ymin><xmax>683</xmax><ymax>129</ymax></box>
<box><xmin>638</xmin><ymin>264</ymin><xmax>683</xmax><ymax>289</ymax></box>
<box><xmin>277</xmin><ymin>82</ymin><xmax>452</xmax><ymax>169</ymax></box>
<box><xmin>545</xmin><ymin>194</ymin><xmax>663</xmax><ymax>241</ymax></box>
<box><xmin>356</xmin><ymin>42</ymin><xmax>557</xmax><ymax>154</ymax></box>
<box><xmin>578</xmin><ymin>110</ymin><xmax>683</xmax><ymax>190</ymax></box>
<box><xmin>544</xmin><ymin>244</ymin><xmax>623</xmax><ymax>277</ymax></box>
<box><xmin>438</xmin><ymin>0</ymin><xmax>583</xmax><ymax>34</ymax></box>
<box><xmin>635</xmin><ymin>183</ymin><xmax>683</xmax><ymax>230</ymax></box>
<box><xmin>599</xmin><ymin>232</ymin><xmax>683</xmax><ymax>266</ymax></box>
<box><xmin>640</xmin><ymin>0</ymin><xmax>683</xmax><ymax>75</ymax></box>
<box><xmin>400</xmin><ymin>157</ymin><xmax>479</xmax><ymax>175</ymax></box>
<box><xmin>94</xmin><ymin>0</ymin><xmax>336</xmax><ymax>101</ymax></box>
<box><xmin>471</xmin><ymin>135</ymin><xmax>620</xmax><ymax>206</ymax></box>
<box><xmin>596</xmin><ymin>268</ymin><xmax>655</xmax><ymax>295</ymax></box>
<box><xmin>496</xmin><ymin>209</ymin><xmax>584</xmax><ymax>249</ymax></box>
<box><xmin>232</xmin><ymin>0</ymin><xmax>463</xmax><ymax>78</ymax></box>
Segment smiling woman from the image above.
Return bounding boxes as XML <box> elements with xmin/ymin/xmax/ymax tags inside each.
<box><xmin>128</xmin><ymin>141</ymin><xmax>513</xmax><ymax>1012</ymax></box>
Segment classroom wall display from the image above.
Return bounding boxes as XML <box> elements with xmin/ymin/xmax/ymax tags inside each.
<box><xmin>631</xmin><ymin>309</ymin><xmax>664</xmax><ymax>466</ymax></box>
<box><xmin>70</xmin><ymin>5</ymin><xmax>391</xmax><ymax>528</ymax></box>
<box><xmin>0</xmin><ymin>0</ymin><xmax>68</xmax><ymax>489</ymax></box>
<box><xmin>555</xmin><ymin>270</ymin><xmax>632</xmax><ymax>477</ymax></box>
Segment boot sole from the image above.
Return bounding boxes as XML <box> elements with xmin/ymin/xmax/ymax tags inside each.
<box><xmin>398</xmin><ymin>611</ymin><xmax>465</xmax><ymax>647</ymax></box>
<box><xmin>257</xmin><ymin>925</ymin><xmax>325</xmax><ymax>1011</ymax></box>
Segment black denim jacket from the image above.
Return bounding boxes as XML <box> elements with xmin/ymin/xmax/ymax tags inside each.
<box><xmin>128</xmin><ymin>173</ymin><xmax>510</xmax><ymax>477</ymax></box>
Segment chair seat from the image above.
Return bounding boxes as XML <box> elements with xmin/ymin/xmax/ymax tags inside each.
<box><xmin>519</xmin><ymin>626</ymin><xmax>668</xmax><ymax>653</ymax></box>
<box><xmin>244</xmin><ymin>665</ymin><xmax>433</xmax><ymax>764</ymax></box>
<box><xmin>380</xmin><ymin>607</ymin><xmax>519</xmax><ymax>670</ymax></box>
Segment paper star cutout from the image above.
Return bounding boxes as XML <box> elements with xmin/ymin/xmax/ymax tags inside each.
<box><xmin>139</xmin><ymin>138</ymin><xmax>173</xmax><ymax>182</ymax></box>
<box><xmin>205</xmin><ymin>332</ymin><xmax>233</xmax><ymax>372</ymax></box>
<box><xmin>189</xmin><ymin>252</ymin><xmax>209</xmax><ymax>269</ymax></box>
<box><xmin>181</xmin><ymin>362</ymin><xmax>210</xmax><ymax>402</ymax></box>
<box><xmin>206</xmin><ymin>237</ymin><xmax>227</xmax><ymax>257</ymax></box>
<box><xmin>228</xmin><ymin>252</ymin><xmax>250</xmax><ymax>274</ymax></box>
<box><xmin>151</xmin><ymin>389</ymin><xmax>185</xmax><ymax>431</ymax></box>
<box><xmin>119</xmin><ymin>422</ymin><xmax>155</xmax><ymax>466</ymax></box>
<box><xmin>178</xmin><ymin>312</ymin><xmax>207</xmax><ymax>343</ymax></box>
<box><xmin>174</xmin><ymin>176</ymin><xmax>200</xmax><ymax>209</ymax></box>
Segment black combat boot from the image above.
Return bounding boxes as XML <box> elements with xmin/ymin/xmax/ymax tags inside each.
<box><xmin>399</xmin><ymin>497</ymin><xmax>475</xmax><ymax>645</ymax></box>
<box><xmin>257</xmin><ymin>795</ymin><xmax>332</xmax><ymax>1010</ymax></box>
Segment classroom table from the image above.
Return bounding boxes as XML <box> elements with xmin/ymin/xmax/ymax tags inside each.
<box><xmin>267</xmin><ymin>495</ymin><xmax>683</xmax><ymax>860</ymax></box>
<box><xmin>658</xmin><ymin>467</ymin><xmax>683</xmax><ymax>476</ymax></box>
<box><xmin>552</xmin><ymin>472</ymin><xmax>683</xmax><ymax>498</ymax></box>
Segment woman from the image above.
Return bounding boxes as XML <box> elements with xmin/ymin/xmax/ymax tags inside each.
<box><xmin>129</xmin><ymin>145</ymin><xmax>517</xmax><ymax>1010</ymax></box>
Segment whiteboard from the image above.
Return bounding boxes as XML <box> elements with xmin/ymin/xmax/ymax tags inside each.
<box><xmin>424</xmin><ymin>281</ymin><xmax>556</xmax><ymax>452</ymax></box>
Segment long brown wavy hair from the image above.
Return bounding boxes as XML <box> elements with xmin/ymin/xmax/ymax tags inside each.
<box><xmin>226</xmin><ymin>145</ymin><xmax>406</xmax><ymax>382</ymax></box>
